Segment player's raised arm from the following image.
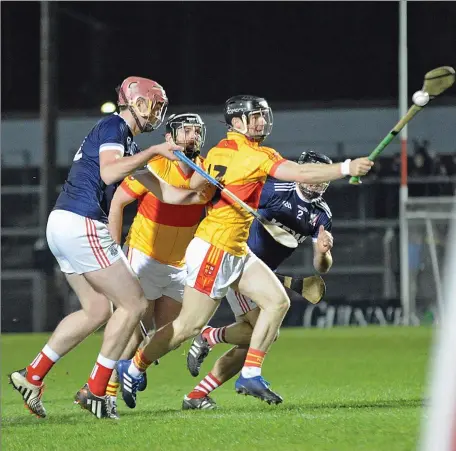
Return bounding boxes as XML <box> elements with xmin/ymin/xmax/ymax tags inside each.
<box><xmin>99</xmin><ymin>141</ymin><xmax>183</xmax><ymax>186</ymax></box>
<box><xmin>273</xmin><ymin>158</ymin><xmax>373</xmax><ymax>184</ymax></box>
<box><xmin>132</xmin><ymin>168</ymin><xmax>215</xmax><ymax>205</ymax></box>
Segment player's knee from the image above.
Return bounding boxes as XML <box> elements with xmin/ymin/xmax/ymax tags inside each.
<box><xmin>183</xmin><ymin>324</ymin><xmax>203</xmax><ymax>342</ymax></box>
<box><xmin>126</xmin><ymin>295</ymin><xmax>148</xmax><ymax>321</ymax></box>
<box><xmin>174</xmin><ymin>318</ymin><xmax>202</xmax><ymax>343</ymax></box>
<box><xmin>86</xmin><ymin>298</ymin><xmax>112</xmax><ymax>327</ymax></box>
<box><xmin>265</xmin><ymin>296</ymin><xmax>290</xmax><ymax>314</ymax></box>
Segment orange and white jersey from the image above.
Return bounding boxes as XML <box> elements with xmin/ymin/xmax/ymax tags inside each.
<box><xmin>120</xmin><ymin>155</ymin><xmax>205</xmax><ymax>268</ymax></box>
<box><xmin>195</xmin><ymin>132</ymin><xmax>285</xmax><ymax>256</ymax></box>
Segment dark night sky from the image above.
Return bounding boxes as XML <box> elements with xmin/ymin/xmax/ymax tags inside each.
<box><xmin>2</xmin><ymin>1</ymin><xmax>456</xmax><ymax>113</ymax></box>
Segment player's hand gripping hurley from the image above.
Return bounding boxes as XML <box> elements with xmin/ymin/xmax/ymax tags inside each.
<box><xmin>350</xmin><ymin>66</ymin><xmax>455</xmax><ymax>185</ymax></box>
<box><xmin>174</xmin><ymin>151</ymin><xmax>298</xmax><ymax>249</ymax></box>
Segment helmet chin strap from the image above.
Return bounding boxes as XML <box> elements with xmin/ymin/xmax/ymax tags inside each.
<box><xmin>229</xmin><ymin>114</ymin><xmax>249</xmax><ymax>136</ymax></box>
<box><xmin>230</xmin><ymin>116</ymin><xmax>265</xmax><ymax>142</ymax></box>
<box><xmin>117</xmin><ymin>87</ymin><xmax>148</xmax><ymax>133</ymax></box>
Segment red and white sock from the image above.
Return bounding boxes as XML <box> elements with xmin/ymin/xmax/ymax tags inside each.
<box><xmin>26</xmin><ymin>344</ymin><xmax>60</xmax><ymax>386</ymax></box>
<box><xmin>187</xmin><ymin>372</ymin><xmax>221</xmax><ymax>399</ymax></box>
<box><xmin>202</xmin><ymin>326</ymin><xmax>227</xmax><ymax>348</ymax></box>
<box><xmin>88</xmin><ymin>354</ymin><xmax>117</xmax><ymax>397</ymax></box>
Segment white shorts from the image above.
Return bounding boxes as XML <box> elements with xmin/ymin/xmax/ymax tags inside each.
<box><xmin>185</xmin><ymin>237</ymin><xmax>257</xmax><ymax>300</ymax></box>
<box><xmin>125</xmin><ymin>246</ymin><xmax>186</xmax><ymax>302</ymax></box>
<box><xmin>46</xmin><ymin>210</ymin><xmax>123</xmax><ymax>274</ymax></box>
<box><xmin>225</xmin><ymin>289</ymin><xmax>258</xmax><ymax>318</ymax></box>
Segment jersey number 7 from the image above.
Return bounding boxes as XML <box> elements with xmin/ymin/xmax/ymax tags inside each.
<box><xmin>207</xmin><ymin>164</ymin><xmax>227</xmax><ymax>182</ymax></box>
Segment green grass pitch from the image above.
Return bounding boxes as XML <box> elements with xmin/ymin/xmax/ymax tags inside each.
<box><xmin>2</xmin><ymin>327</ymin><xmax>432</xmax><ymax>451</ymax></box>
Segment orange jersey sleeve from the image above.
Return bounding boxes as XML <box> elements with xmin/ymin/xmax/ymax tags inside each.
<box><xmin>257</xmin><ymin>146</ymin><xmax>286</xmax><ymax>177</ymax></box>
<box><xmin>120</xmin><ymin>175</ymin><xmax>148</xmax><ymax>199</ymax></box>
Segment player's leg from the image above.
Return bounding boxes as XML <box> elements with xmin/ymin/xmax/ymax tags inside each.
<box><xmin>117</xmin><ymin>238</ymin><xmax>239</xmax><ymax>409</ymax></box>
<box><xmin>106</xmin><ymin>299</ymin><xmax>156</xmax><ymax>419</ymax></box>
<box><xmin>115</xmin><ymin>255</ymin><xmax>185</xmax><ymax>410</ymax></box>
<box><xmin>236</xmin><ymin>257</ymin><xmax>289</xmax><ymax>354</ymax></box>
<box><xmin>118</xmin><ymin>285</ymin><xmax>220</xmax><ymax>408</ymax></box>
<box><xmin>72</xmin><ymin>257</ymin><xmax>148</xmax><ymax>417</ymax></box>
<box><xmin>118</xmin><ymin>301</ymin><xmax>156</xmax><ymax>362</ymax></box>
<box><xmin>186</xmin><ymin>288</ymin><xmax>256</xmax><ymax>377</ymax></box>
<box><xmin>9</xmin><ymin>210</ymin><xmax>118</xmax><ymax>418</ymax></box>
<box><xmin>183</xmin><ymin>307</ymin><xmax>257</xmax><ymax>409</ymax></box>
<box><xmin>183</xmin><ymin>306</ymin><xmax>256</xmax><ymax>410</ymax></box>
<box><xmin>108</xmin><ymin>246</ymin><xmax>163</xmax><ymax>406</ymax></box>
<box><xmin>183</xmin><ymin>345</ymin><xmax>249</xmax><ymax>410</ymax></box>
<box><xmin>123</xmin><ymin>295</ymin><xmax>181</xmax><ymax>393</ymax></box>
<box><xmin>9</xmin><ymin>273</ymin><xmax>112</xmax><ymax>418</ymax></box>
<box><xmin>154</xmin><ymin>295</ymin><xmax>182</xmax><ymax>329</ymax></box>
<box><xmin>48</xmin><ymin>273</ymin><xmax>113</xmax><ymax>354</ymax></box>
<box><xmin>231</xmin><ymin>256</ymin><xmax>289</xmax><ymax>404</ymax></box>
<box><xmin>55</xmin><ymin>215</ymin><xmax>149</xmax><ymax>418</ymax></box>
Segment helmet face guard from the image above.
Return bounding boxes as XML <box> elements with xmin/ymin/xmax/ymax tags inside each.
<box><xmin>117</xmin><ymin>76</ymin><xmax>168</xmax><ymax>133</ymax></box>
<box><xmin>297</xmin><ymin>151</ymin><xmax>333</xmax><ymax>201</ymax></box>
<box><xmin>224</xmin><ymin>95</ymin><xmax>273</xmax><ymax>142</ymax></box>
<box><xmin>143</xmin><ymin>97</ymin><xmax>168</xmax><ymax>132</ymax></box>
<box><xmin>165</xmin><ymin>113</ymin><xmax>206</xmax><ymax>159</ymax></box>
<box><xmin>242</xmin><ymin>107</ymin><xmax>273</xmax><ymax>141</ymax></box>
<box><xmin>298</xmin><ymin>181</ymin><xmax>330</xmax><ymax>200</ymax></box>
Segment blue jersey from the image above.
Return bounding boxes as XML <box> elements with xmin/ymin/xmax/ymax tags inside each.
<box><xmin>247</xmin><ymin>178</ymin><xmax>332</xmax><ymax>271</ymax></box>
<box><xmin>54</xmin><ymin>114</ymin><xmax>140</xmax><ymax>223</ymax></box>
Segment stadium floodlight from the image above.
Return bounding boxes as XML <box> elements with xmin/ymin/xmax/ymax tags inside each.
<box><xmin>101</xmin><ymin>102</ymin><xmax>116</xmax><ymax>114</ymax></box>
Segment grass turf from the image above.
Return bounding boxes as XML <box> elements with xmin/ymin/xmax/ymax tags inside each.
<box><xmin>1</xmin><ymin>327</ymin><xmax>432</xmax><ymax>451</ymax></box>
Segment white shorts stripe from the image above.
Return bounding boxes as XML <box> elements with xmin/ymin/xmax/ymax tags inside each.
<box><xmin>86</xmin><ymin>218</ymin><xmax>109</xmax><ymax>268</ymax></box>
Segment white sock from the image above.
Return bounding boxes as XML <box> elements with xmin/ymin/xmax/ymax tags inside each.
<box><xmin>128</xmin><ymin>361</ymin><xmax>143</xmax><ymax>378</ymax></box>
<box><xmin>42</xmin><ymin>344</ymin><xmax>61</xmax><ymax>362</ymax></box>
<box><xmin>96</xmin><ymin>354</ymin><xmax>117</xmax><ymax>369</ymax></box>
<box><xmin>241</xmin><ymin>366</ymin><xmax>261</xmax><ymax>378</ymax></box>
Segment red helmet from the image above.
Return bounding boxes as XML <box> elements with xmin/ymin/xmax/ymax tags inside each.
<box><xmin>117</xmin><ymin>76</ymin><xmax>168</xmax><ymax>132</ymax></box>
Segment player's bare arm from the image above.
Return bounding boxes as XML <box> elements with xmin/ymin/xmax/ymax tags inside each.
<box><xmin>99</xmin><ymin>141</ymin><xmax>184</xmax><ymax>186</ymax></box>
<box><xmin>131</xmin><ymin>170</ymin><xmax>215</xmax><ymax>205</ymax></box>
<box><xmin>108</xmin><ymin>186</ymin><xmax>137</xmax><ymax>244</ymax></box>
<box><xmin>273</xmin><ymin>158</ymin><xmax>373</xmax><ymax>185</ymax></box>
<box><xmin>189</xmin><ymin>170</ymin><xmax>211</xmax><ymax>191</ymax></box>
<box><xmin>313</xmin><ymin>225</ymin><xmax>333</xmax><ymax>273</ymax></box>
